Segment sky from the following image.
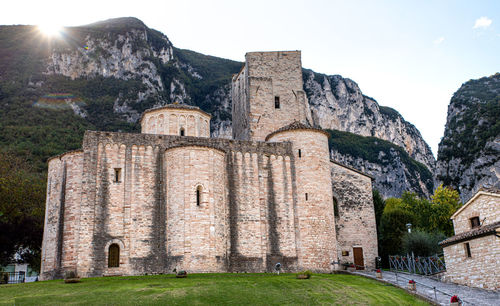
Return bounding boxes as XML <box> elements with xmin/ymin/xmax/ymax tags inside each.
<box><xmin>2</xmin><ymin>0</ymin><xmax>499</xmax><ymax>157</ymax></box>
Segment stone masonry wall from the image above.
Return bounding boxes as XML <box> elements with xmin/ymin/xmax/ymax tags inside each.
<box><xmin>232</xmin><ymin>51</ymin><xmax>312</xmax><ymax>141</ymax></box>
<box><xmin>141</xmin><ymin>108</ymin><xmax>210</xmax><ymax>137</ymax></box>
<box><xmin>54</xmin><ymin>130</ymin><xmax>299</xmax><ymax>278</ymax></box>
<box><xmin>443</xmin><ymin>235</ymin><xmax>499</xmax><ymax>290</ymax></box>
<box><xmin>227</xmin><ymin>150</ymin><xmax>298</xmax><ymax>272</ymax></box>
<box><xmin>231</xmin><ymin>65</ymin><xmax>250</xmax><ymax>140</ymax></box>
<box><xmin>268</xmin><ymin>130</ymin><xmax>336</xmax><ymax>272</ymax></box>
<box><xmin>330</xmin><ymin>162</ymin><xmax>378</xmax><ymax>270</ymax></box>
<box><xmin>164</xmin><ymin>146</ymin><xmax>227</xmax><ymax>272</ymax></box>
<box><xmin>452</xmin><ymin>193</ymin><xmax>500</xmax><ymax>234</ymax></box>
<box><xmin>40</xmin><ymin>150</ymin><xmax>83</xmax><ymax>280</ymax></box>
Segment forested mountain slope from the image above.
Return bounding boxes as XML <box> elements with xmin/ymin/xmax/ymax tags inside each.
<box><xmin>437</xmin><ymin>74</ymin><xmax>500</xmax><ymax>202</ymax></box>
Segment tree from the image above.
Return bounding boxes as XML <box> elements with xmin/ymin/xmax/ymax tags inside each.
<box><xmin>378</xmin><ymin>205</ymin><xmax>414</xmax><ymax>267</ymax></box>
<box><xmin>430</xmin><ymin>184</ymin><xmax>461</xmax><ymax>236</ymax></box>
<box><xmin>372</xmin><ymin>189</ymin><xmax>385</xmax><ymax>229</ymax></box>
<box><xmin>0</xmin><ymin>152</ymin><xmax>45</xmax><ymax>271</ymax></box>
<box><xmin>402</xmin><ymin>230</ymin><xmax>446</xmax><ymax>257</ymax></box>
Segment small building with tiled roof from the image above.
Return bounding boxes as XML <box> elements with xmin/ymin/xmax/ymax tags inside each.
<box><xmin>439</xmin><ymin>188</ymin><xmax>500</xmax><ymax>290</ymax></box>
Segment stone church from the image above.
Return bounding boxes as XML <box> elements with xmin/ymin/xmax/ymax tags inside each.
<box><xmin>41</xmin><ymin>51</ymin><xmax>378</xmax><ymax>280</ymax></box>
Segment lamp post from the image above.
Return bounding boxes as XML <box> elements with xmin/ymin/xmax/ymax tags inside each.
<box><xmin>405</xmin><ymin>223</ymin><xmax>414</xmax><ymax>273</ymax></box>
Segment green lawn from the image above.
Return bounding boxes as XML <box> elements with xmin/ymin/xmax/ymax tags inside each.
<box><xmin>0</xmin><ymin>273</ymin><xmax>428</xmax><ymax>305</ymax></box>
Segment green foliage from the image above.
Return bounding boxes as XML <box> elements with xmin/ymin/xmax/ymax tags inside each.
<box><xmin>0</xmin><ymin>152</ymin><xmax>45</xmax><ymax>271</ymax></box>
<box><xmin>430</xmin><ymin>184</ymin><xmax>461</xmax><ymax>236</ymax></box>
<box><xmin>372</xmin><ymin>189</ymin><xmax>385</xmax><ymax>229</ymax></box>
<box><xmin>0</xmin><ymin>272</ymin><xmax>8</xmax><ymax>284</ymax></box>
<box><xmin>437</xmin><ymin>74</ymin><xmax>500</xmax><ymax>185</ymax></box>
<box><xmin>378</xmin><ymin>207</ymin><xmax>414</xmax><ymax>267</ymax></box>
<box><xmin>173</xmin><ymin>48</ymin><xmax>242</xmax><ymax>115</ymax></box>
<box><xmin>402</xmin><ymin>230</ymin><xmax>446</xmax><ymax>257</ymax></box>
<box><xmin>397</xmin><ymin>186</ymin><xmax>461</xmax><ymax>236</ymax></box>
<box><xmin>326</xmin><ymin>129</ymin><xmax>434</xmax><ymax>194</ymax></box>
<box><xmin>296</xmin><ymin>270</ymin><xmax>312</xmax><ymax>279</ymax></box>
<box><xmin>378</xmin><ymin>106</ymin><xmax>401</xmax><ymax>121</ymax></box>
<box><xmin>378</xmin><ymin>185</ymin><xmax>462</xmax><ymax>265</ymax></box>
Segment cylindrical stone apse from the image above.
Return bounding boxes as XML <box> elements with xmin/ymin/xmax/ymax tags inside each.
<box><xmin>164</xmin><ymin>145</ymin><xmax>228</xmax><ymax>272</ymax></box>
<box><xmin>41</xmin><ymin>150</ymin><xmax>84</xmax><ymax>280</ymax></box>
<box><xmin>267</xmin><ymin>123</ymin><xmax>337</xmax><ymax>272</ymax></box>
<box><xmin>140</xmin><ymin>104</ymin><xmax>211</xmax><ymax>137</ymax></box>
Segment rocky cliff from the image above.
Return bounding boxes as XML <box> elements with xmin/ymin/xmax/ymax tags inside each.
<box><xmin>0</xmin><ymin>17</ymin><xmax>436</xmax><ymax>198</ymax></box>
<box><xmin>437</xmin><ymin>74</ymin><xmax>500</xmax><ymax>202</ymax></box>
<box><xmin>327</xmin><ymin>129</ymin><xmax>434</xmax><ymax>198</ymax></box>
<box><xmin>303</xmin><ymin>70</ymin><xmax>435</xmax><ymax>171</ymax></box>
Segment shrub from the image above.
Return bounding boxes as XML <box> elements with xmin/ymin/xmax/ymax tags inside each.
<box><xmin>296</xmin><ymin>270</ymin><xmax>312</xmax><ymax>279</ymax></box>
<box><xmin>64</xmin><ymin>270</ymin><xmax>78</xmax><ymax>279</ymax></box>
<box><xmin>176</xmin><ymin>270</ymin><xmax>187</xmax><ymax>278</ymax></box>
<box><xmin>0</xmin><ymin>272</ymin><xmax>9</xmax><ymax>284</ymax></box>
<box><xmin>64</xmin><ymin>270</ymin><xmax>80</xmax><ymax>283</ymax></box>
<box><xmin>402</xmin><ymin>230</ymin><xmax>446</xmax><ymax>257</ymax></box>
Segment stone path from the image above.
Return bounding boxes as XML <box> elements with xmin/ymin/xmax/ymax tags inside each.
<box><xmin>353</xmin><ymin>270</ymin><xmax>499</xmax><ymax>306</ymax></box>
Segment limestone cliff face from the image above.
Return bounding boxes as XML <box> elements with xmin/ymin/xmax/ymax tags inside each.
<box><xmin>45</xmin><ymin>18</ymin><xmax>192</xmax><ymax>122</ymax></box>
<box><xmin>331</xmin><ymin>149</ymin><xmax>432</xmax><ymax>198</ymax></box>
<box><xmin>437</xmin><ymin>74</ymin><xmax>500</xmax><ymax>202</ymax></box>
<box><xmin>303</xmin><ymin>70</ymin><xmax>435</xmax><ymax>171</ymax></box>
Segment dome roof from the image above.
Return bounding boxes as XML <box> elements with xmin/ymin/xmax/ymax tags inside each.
<box><xmin>140</xmin><ymin>103</ymin><xmax>211</xmax><ymax>123</ymax></box>
<box><xmin>265</xmin><ymin>121</ymin><xmax>330</xmax><ymax>141</ymax></box>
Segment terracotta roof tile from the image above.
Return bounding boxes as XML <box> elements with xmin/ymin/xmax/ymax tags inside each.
<box><xmin>439</xmin><ymin>221</ymin><xmax>500</xmax><ymax>247</ymax></box>
<box><xmin>265</xmin><ymin>121</ymin><xmax>330</xmax><ymax>141</ymax></box>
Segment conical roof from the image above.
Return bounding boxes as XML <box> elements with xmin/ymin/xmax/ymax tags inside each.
<box><xmin>265</xmin><ymin>121</ymin><xmax>329</xmax><ymax>141</ymax></box>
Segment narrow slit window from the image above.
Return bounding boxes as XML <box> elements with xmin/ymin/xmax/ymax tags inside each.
<box><xmin>464</xmin><ymin>242</ymin><xmax>471</xmax><ymax>258</ymax></box>
<box><xmin>470</xmin><ymin>216</ymin><xmax>480</xmax><ymax>229</ymax></box>
<box><xmin>305</xmin><ymin>193</ymin><xmax>308</xmax><ymax>201</ymax></box>
<box><xmin>108</xmin><ymin>244</ymin><xmax>120</xmax><ymax>267</ymax></box>
<box><xmin>196</xmin><ymin>185</ymin><xmax>202</xmax><ymax>206</ymax></box>
<box><xmin>114</xmin><ymin>168</ymin><xmax>121</xmax><ymax>183</ymax></box>
<box><xmin>298</xmin><ymin>149</ymin><xmax>302</xmax><ymax>158</ymax></box>
<box><xmin>180</xmin><ymin>128</ymin><xmax>185</xmax><ymax>136</ymax></box>
<box><xmin>333</xmin><ymin>197</ymin><xmax>339</xmax><ymax>217</ymax></box>
<box><xmin>274</xmin><ymin>96</ymin><xmax>280</xmax><ymax>109</ymax></box>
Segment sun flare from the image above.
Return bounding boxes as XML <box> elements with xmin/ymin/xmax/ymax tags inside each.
<box><xmin>37</xmin><ymin>23</ymin><xmax>62</xmax><ymax>37</ymax></box>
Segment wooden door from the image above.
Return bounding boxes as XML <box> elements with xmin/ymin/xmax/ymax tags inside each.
<box><xmin>353</xmin><ymin>247</ymin><xmax>364</xmax><ymax>270</ymax></box>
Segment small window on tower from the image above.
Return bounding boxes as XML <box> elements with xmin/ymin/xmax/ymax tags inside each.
<box><xmin>180</xmin><ymin>127</ymin><xmax>185</xmax><ymax>136</ymax></box>
<box><xmin>275</xmin><ymin>96</ymin><xmax>280</xmax><ymax>109</ymax></box>
<box><xmin>298</xmin><ymin>149</ymin><xmax>302</xmax><ymax>158</ymax></box>
<box><xmin>114</xmin><ymin>168</ymin><xmax>121</xmax><ymax>183</ymax></box>
<box><xmin>305</xmin><ymin>193</ymin><xmax>308</xmax><ymax>201</ymax></box>
<box><xmin>196</xmin><ymin>185</ymin><xmax>203</xmax><ymax>206</ymax></box>
<box><xmin>470</xmin><ymin>216</ymin><xmax>480</xmax><ymax>229</ymax></box>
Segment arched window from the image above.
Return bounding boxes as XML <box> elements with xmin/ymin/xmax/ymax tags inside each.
<box><xmin>196</xmin><ymin>185</ymin><xmax>203</xmax><ymax>206</ymax></box>
<box><xmin>333</xmin><ymin>196</ymin><xmax>339</xmax><ymax>217</ymax></box>
<box><xmin>108</xmin><ymin>244</ymin><xmax>120</xmax><ymax>268</ymax></box>
<box><xmin>180</xmin><ymin>127</ymin><xmax>185</xmax><ymax>136</ymax></box>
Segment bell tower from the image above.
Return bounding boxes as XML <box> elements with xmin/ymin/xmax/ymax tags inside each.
<box><xmin>231</xmin><ymin>51</ymin><xmax>313</xmax><ymax>141</ymax></box>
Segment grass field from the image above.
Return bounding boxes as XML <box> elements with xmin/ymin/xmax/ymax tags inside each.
<box><xmin>0</xmin><ymin>273</ymin><xmax>429</xmax><ymax>305</ymax></box>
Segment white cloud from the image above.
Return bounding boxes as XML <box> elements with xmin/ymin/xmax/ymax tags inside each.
<box><xmin>434</xmin><ymin>37</ymin><xmax>445</xmax><ymax>44</ymax></box>
<box><xmin>473</xmin><ymin>16</ymin><xmax>492</xmax><ymax>29</ymax></box>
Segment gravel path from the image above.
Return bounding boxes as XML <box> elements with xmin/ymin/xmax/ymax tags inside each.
<box><xmin>353</xmin><ymin>270</ymin><xmax>499</xmax><ymax>306</ymax></box>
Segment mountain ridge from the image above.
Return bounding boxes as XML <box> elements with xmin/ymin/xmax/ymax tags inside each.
<box><xmin>0</xmin><ymin>17</ymin><xmax>436</xmax><ymax>198</ymax></box>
